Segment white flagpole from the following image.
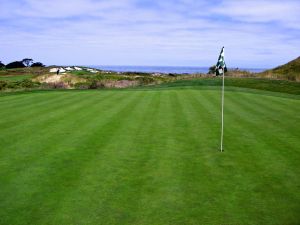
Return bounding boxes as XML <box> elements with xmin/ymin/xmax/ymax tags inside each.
<box><xmin>220</xmin><ymin>66</ymin><xmax>225</xmax><ymax>152</ymax></box>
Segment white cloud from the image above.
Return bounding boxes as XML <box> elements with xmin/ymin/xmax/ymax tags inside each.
<box><xmin>0</xmin><ymin>0</ymin><xmax>133</xmax><ymax>19</ymax></box>
<box><xmin>0</xmin><ymin>0</ymin><xmax>299</xmax><ymax>67</ymax></box>
<box><xmin>214</xmin><ymin>0</ymin><xmax>300</xmax><ymax>29</ymax></box>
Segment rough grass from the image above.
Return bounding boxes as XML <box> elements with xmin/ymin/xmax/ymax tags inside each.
<box><xmin>0</xmin><ymin>86</ymin><xmax>299</xmax><ymax>225</ymax></box>
<box><xmin>0</xmin><ymin>67</ymin><xmax>47</xmax><ymax>76</ymax></box>
<box><xmin>258</xmin><ymin>56</ymin><xmax>300</xmax><ymax>81</ymax></box>
<box><xmin>0</xmin><ymin>75</ymin><xmax>33</xmax><ymax>81</ymax></box>
<box><xmin>69</xmin><ymin>70</ymin><xmax>94</xmax><ymax>76</ymax></box>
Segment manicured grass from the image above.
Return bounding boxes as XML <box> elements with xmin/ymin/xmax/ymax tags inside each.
<box><xmin>0</xmin><ymin>87</ymin><xmax>299</xmax><ymax>224</ymax></box>
<box><xmin>152</xmin><ymin>77</ymin><xmax>300</xmax><ymax>95</ymax></box>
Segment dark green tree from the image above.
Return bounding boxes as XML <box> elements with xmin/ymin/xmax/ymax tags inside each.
<box><xmin>208</xmin><ymin>65</ymin><xmax>216</xmax><ymax>74</ymax></box>
<box><xmin>22</xmin><ymin>58</ymin><xmax>33</xmax><ymax>67</ymax></box>
<box><xmin>31</xmin><ymin>62</ymin><xmax>45</xmax><ymax>67</ymax></box>
<box><xmin>6</xmin><ymin>61</ymin><xmax>25</xmax><ymax>69</ymax></box>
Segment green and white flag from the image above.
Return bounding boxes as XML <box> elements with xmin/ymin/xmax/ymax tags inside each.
<box><xmin>216</xmin><ymin>47</ymin><xmax>227</xmax><ymax>76</ymax></box>
<box><xmin>216</xmin><ymin>46</ymin><xmax>227</xmax><ymax>152</ymax></box>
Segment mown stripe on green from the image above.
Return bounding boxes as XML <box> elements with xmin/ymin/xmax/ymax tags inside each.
<box><xmin>0</xmin><ymin>91</ymin><xmax>110</xmax><ymax>131</ymax></box>
<box><xmin>45</xmin><ymin>92</ymin><xmax>160</xmax><ymax>224</ymax></box>
<box><xmin>0</xmin><ymin>88</ymin><xmax>299</xmax><ymax>225</ymax></box>
<box><xmin>0</xmin><ymin>91</ymin><xmax>143</xmax><ymax>224</ymax></box>
<box><xmin>0</xmin><ymin>91</ymin><xmax>117</xmax><ymax>153</ymax></box>
<box><xmin>0</xmin><ymin>92</ymin><xmax>80</xmax><ymax>114</ymax></box>
<box><xmin>223</xmin><ymin>92</ymin><xmax>300</xmax><ymax>224</ymax></box>
<box><xmin>0</xmin><ymin>91</ymin><xmax>129</xmax><ymax>179</ymax></box>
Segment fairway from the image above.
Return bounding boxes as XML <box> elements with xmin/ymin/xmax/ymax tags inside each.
<box><xmin>0</xmin><ymin>87</ymin><xmax>299</xmax><ymax>224</ymax></box>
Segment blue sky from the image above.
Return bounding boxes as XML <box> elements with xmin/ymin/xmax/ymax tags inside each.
<box><xmin>0</xmin><ymin>0</ymin><xmax>299</xmax><ymax>68</ymax></box>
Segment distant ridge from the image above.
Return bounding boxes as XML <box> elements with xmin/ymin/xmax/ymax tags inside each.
<box><xmin>260</xmin><ymin>56</ymin><xmax>300</xmax><ymax>81</ymax></box>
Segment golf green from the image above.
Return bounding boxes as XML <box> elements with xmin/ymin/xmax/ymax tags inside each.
<box><xmin>0</xmin><ymin>87</ymin><xmax>299</xmax><ymax>225</ymax></box>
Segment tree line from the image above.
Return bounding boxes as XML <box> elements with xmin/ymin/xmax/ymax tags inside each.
<box><xmin>0</xmin><ymin>58</ymin><xmax>45</xmax><ymax>69</ymax></box>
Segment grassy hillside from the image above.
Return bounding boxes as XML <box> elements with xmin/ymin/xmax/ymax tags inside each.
<box><xmin>259</xmin><ymin>57</ymin><xmax>300</xmax><ymax>81</ymax></box>
<box><xmin>0</xmin><ymin>87</ymin><xmax>299</xmax><ymax>224</ymax></box>
<box><xmin>0</xmin><ymin>67</ymin><xmax>48</xmax><ymax>76</ymax></box>
<box><xmin>0</xmin><ymin>67</ymin><xmax>167</xmax><ymax>90</ymax></box>
<box><xmin>0</xmin><ymin>75</ymin><xmax>33</xmax><ymax>81</ymax></box>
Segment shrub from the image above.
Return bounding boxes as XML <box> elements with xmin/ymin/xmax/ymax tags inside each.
<box><xmin>136</xmin><ymin>76</ymin><xmax>155</xmax><ymax>85</ymax></box>
<box><xmin>123</xmin><ymin>72</ymin><xmax>149</xmax><ymax>76</ymax></box>
<box><xmin>74</xmin><ymin>82</ymin><xmax>90</xmax><ymax>89</ymax></box>
<box><xmin>47</xmin><ymin>82</ymin><xmax>67</xmax><ymax>89</ymax></box>
<box><xmin>0</xmin><ymin>79</ymin><xmax>40</xmax><ymax>90</ymax></box>
<box><xmin>19</xmin><ymin>79</ymin><xmax>36</xmax><ymax>88</ymax></box>
<box><xmin>6</xmin><ymin>82</ymin><xmax>19</xmax><ymax>89</ymax></box>
<box><xmin>89</xmin><ymin>80</ymin><xmax>105</xmax><ymax>89</ymax></box>
<box><xmin>0</xmin><ymin>80</ymin><xmax>8</xmax><ymax>90</ymax></box>
<box><xmin>286</xmin><ymin>73</ymin><xmax>296</xmax><ymax>81</ymax></box>
<box><xmin>31</xmin><ymin>62</ymin><xmax>45</xmax><ymax>67</ymax></box>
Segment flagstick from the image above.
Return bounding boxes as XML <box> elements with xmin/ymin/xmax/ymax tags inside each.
<box><xmin>220</xmin><ymin>68</ymin><xmax>225</xmax><ymax>152</ymax></box>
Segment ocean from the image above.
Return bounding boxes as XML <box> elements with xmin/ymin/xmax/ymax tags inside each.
<box><xmin>90</xmin><ymin>65</ymin><xmax>266</xmax><ymax>74</ymax></box>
